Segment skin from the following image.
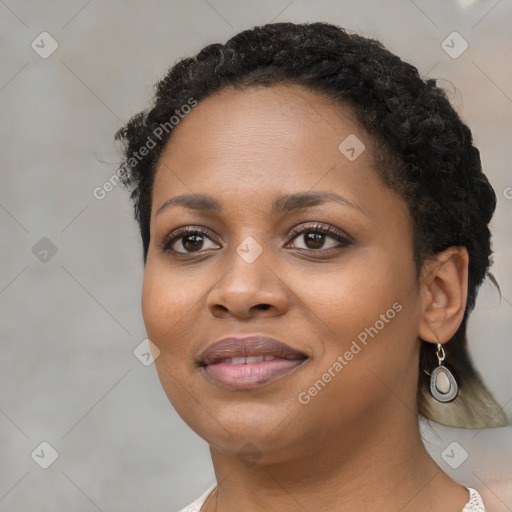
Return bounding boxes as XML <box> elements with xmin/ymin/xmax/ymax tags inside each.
<box><xmin>141</xmin><ymin>84</ymin><xmax>470</xmax><ymax>511</ymax></box>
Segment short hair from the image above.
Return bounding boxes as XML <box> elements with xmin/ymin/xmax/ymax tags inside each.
<box><xmin>115</xmin><ymin>21</ymin><xmax>507</xmax><ymax>428</ymax></box>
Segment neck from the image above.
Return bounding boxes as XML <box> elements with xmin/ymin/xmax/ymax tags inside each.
<box><xmin>204</xmin><ymin>409</ymin><xmax>468</xmax><ymax>511</ymax></box>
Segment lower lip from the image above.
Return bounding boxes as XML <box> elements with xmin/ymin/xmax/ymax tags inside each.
<box><xmin>202</xmin><ymin>358</ymin><xmax>305</xmax><ymax>389</ymax></box>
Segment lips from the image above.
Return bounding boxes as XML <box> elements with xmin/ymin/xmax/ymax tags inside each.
<box><xmin>199</xmin><ymin>335</ymin><xmax>308</xmax><ymax>389</ymax></box>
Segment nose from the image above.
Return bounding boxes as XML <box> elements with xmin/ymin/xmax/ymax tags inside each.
<box><xmin>206</xmin><ymin>246</ymin><xmax>290</xmax><ymax>319</ymax></box>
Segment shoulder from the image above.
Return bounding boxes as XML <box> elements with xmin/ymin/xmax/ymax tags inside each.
<box><xmin>176</xmin><ymin>484</ymin><xmax>217</xmax><ymax>512</ymax></box>
<box><xmin>462</xmin><ymin>487</ymin><xmax>486</xmax><ymax>512</ymax></box>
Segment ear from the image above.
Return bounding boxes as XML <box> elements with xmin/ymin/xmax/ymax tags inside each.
<box><xmin>418</xmin><ymin>247</ymin><xmax>469</xmax><ymax>344</ymax></box>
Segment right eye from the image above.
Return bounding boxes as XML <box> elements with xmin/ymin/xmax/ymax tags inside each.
<box><xmin>160</xmin><ymin>226</ymin><xmax>221</xmax><ymax>254</ymax></box>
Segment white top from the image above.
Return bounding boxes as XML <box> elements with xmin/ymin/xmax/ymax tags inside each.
<box><xmin>177</xmin><ymin>485</ymin><xmax>485</xmax><ymax>511</ymax></box>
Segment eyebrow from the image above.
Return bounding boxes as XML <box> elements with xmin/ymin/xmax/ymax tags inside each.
<box><xmin>156</xmin><ymin>190</ymin><xmax>366</xmax><ymax>217</ymax></box>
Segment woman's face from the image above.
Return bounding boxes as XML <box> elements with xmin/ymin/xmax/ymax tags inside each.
<box><xmin>142</xmin><ymin>84</ymin><xmax>425</xmax><ymax>461</ymax></box>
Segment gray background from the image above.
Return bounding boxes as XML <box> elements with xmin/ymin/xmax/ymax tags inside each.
<box><xmin>1</xmin><ymin>0</ymin><xmax>511</xmax><ymax>510</ymax></box>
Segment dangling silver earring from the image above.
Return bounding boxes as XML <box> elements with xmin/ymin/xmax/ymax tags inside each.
<box><xmin>430</xmin><ymin>343</ymin><xmax>458</xmax><ymax>403</ymax></box>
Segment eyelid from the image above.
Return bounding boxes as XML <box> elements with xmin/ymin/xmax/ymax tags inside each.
<box><xmin>286</xmin><ymin>222</ymin><xmax>354</xmax><ymax>246</ymax></box>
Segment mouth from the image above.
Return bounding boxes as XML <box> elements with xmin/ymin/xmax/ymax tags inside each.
<box><xmin>198</xmin><ymin>335</ymin><xmax>308</xmax><ymax>389</ymax></box>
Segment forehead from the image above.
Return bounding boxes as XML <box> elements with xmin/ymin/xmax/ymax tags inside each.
<box><xmin>152</xmin><ymin>84</ymin><xmax>378</xmax><ymax>205</ymax></box>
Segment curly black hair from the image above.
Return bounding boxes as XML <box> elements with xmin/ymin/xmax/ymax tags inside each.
<box><xmin>115</xmin><ymin>22</ymin><xmax>506</xmax><ymax>428</ymax></box>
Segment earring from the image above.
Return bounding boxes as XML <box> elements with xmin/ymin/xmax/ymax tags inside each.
<box><xmin>430</xmin><ymin>343</ymin><xmax>458</xmax><ymax>403</ymax></box>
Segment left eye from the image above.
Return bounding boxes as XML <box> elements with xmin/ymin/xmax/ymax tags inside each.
<box><xmin>286</xmin><ymin>226</ymin><xmax>351</xmax><ymax>251</ymax></box>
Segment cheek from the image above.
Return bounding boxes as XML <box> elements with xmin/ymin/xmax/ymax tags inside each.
<box><xmin>316</xmin><ymin>253</ymin><xmax>420</xmax><ymax>397</ymax></box>
<box><xmin>141</xmin><ymin>262</ymin><xmax>202</xmax><ymax>354</ymax></box>
<box><xmin>141</xmin><ymin>265</ymin><xmax>202</xmax><ymax>415</ymax></box>
<box><xmin>304</xmin><ymin>244</ymin><xmax>420</xmax><ymax>381</ymax></box>
<box><xmin>308</xmin><ymin>245</ymin><xmax>414</xmax><ymax>331</ymax></box>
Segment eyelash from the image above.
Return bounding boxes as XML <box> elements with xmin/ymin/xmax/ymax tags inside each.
<box><xmin>160</xmin><ymin>223</ymin><xmax>353</xmax><ymax>256</ymax></box>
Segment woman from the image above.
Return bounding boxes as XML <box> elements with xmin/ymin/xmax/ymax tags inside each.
<box><xmin>115</xmin><ymin>22</ymin><xmax>507</xmax><ymax>511</ymax></box>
